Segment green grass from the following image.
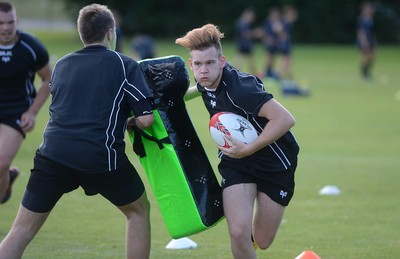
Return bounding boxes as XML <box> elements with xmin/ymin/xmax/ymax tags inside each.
<box><xmin>1</xmin><ymin>30</ymin><xmax>400</xmax><ymax>258</ymax></box>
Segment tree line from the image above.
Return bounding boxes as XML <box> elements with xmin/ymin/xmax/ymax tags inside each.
<box><xmin>61</xmin><ymin>0</ymin><xmax>400</xmax><ymax>43</ymax></box>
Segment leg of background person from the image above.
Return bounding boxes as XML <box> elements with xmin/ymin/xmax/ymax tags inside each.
<box><xmin>223</xmin><ymin>183</ymin><xmax>257</xmax><ymax>259</ymax></box>
<box><xmin>118</xmin><ymin>192</ymin><xmax>151</xmax><ymax>259</ymax></box>
<box><xmin>247</xmin><ymin>54</ymin><xmax>257</xmax><ymax>75</ymax></box>
<box><xmin>361</xmin><ymin>48</ymin><xmax>375</xmax><ymax>79</ymax></box>
<box><xmin>366</xmin><ymin>49</ymin><xmax>375</xmax><ymax>78</ymax></box>
<box><xmin>0</xmin><ymin>205</ymin><xmax>51</xmax><ymax>258</ymax></box>
<box><xmin>0</xmin><ymin>124</ymin><xmax>23</xmax><ymax>202</ymax></box>
<box><xmin>266</xmin><ymin>52</ymin><xmax>274</xmax><ymax>76</ymax></box>
<box><xmin>279</xmin><ymin>54</ymin><xmax>292</xmax><ymax>80</ymax></box>
<box><xmin>233</xmin><ymin>52</ymin><xmax>244</xmax><ymax>71</ymax></box>
<box><xmin>279</xmin><ymin>54</ymin><xmax>297</xmax><ymax>93</ymax></box>
<box><xmin>252</xmin><ymin>192</ymin><xmax>285</xmax><ymax>250</ymax></box>
<box><xmin>360</xmin><ymin>49</ymin><xmax>368</xmax><ymax>78</ymax></box>
<box><xmin>265</xmin><ymin>52</ymin><xmax>279</xmax><ymax>80</ymax></box>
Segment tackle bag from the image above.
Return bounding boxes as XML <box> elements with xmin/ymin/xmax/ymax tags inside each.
<box><xmin>129</xmin><ymin>55</ymin><xmax>224</xmax><ymax>238</ymax></box>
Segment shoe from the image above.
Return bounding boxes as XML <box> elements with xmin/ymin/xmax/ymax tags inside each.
<box><xmin>265</xmin><ymin>69</ymin><xmax>280</xmax><ymax>80</ymax></box>
<box><xmin>1</xmin><ymin>166</ymin><xmax>20</xmax><ymax>204</ymax></box>
<box><xmin>281</xmin><ymin>80</ymin><xmax>311</xmax><ymax>96</ymax></box>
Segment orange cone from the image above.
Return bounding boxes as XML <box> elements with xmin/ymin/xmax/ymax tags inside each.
<box><xmin>294</xmin><ymin>250</ymin><xmax>321</xmax><ymax>259</ymax></box>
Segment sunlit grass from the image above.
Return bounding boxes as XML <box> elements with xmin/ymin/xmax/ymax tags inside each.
<box><xmin>1</xmin><ymin>30</ymin><xmax>399</xmax><ymax>258</ymax></box>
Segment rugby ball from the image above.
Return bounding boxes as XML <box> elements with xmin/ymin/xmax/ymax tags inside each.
<box><xmin>209</xmin><ymin>112</ymin><xmax>258</xmax><ymax>148</ymax></box>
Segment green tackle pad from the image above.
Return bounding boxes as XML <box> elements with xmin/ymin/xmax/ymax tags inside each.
<box><xmin>129</xmin><ymin>56</ymin><xmax>224</xmax><ymax>238</ymax></box>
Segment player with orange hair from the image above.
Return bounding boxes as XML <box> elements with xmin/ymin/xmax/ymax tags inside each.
<box><xmin>176</xmin><ymin>24</ymin><xmax>299</xmax><ymax>258</ymax></box>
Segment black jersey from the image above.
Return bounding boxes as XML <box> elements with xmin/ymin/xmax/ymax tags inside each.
<box><xmin>0</xmin><ymin>31</ymin><xmax>49</xmax><ymax>118</ymax></box>
<box><xmin>39</xmin><ymin>46</ymin><xmax>153</xmax><ymax>173</ymax></box>
<box><xmin>234</xmin><ymin>19</ymin><xmax>253</xmax><ymax>53</ymax></box>
<box><xmin>197</xmin><ymin>65</ymin><xmax>299</xmax><ymax>172</ymax></box>
<box><xmin>357</xmin><ymin>16</ymin><xmax>375</xmax><ymax>48</ymax></box>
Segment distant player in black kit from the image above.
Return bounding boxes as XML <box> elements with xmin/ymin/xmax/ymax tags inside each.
<box><xmin>176</xmin><ymin>24</ymin><xmax>299</xmax><ymax>258</ymax></box>
<box><xmin>0</xmin><ymin>4</ymin><xmax>154</xmax><ymax>259</ymax></box>
<box><xmin>357</xmin><ymin>2</ymin><xmax>376</xmax><ymax>80</ymax></box>
<box><xmin>233</xmin><ymin>7</ymin><xmax>257</xmax><ymax>74</ymax></box>
<box><xmin>0</xmin><ymin>2</ymin><xmax>52</xmax><ymax>204</ymax></box>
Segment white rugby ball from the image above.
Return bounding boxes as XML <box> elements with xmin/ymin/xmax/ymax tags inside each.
<box><xmin>209</xmin><ymin>112</ymin><xmax>258</xmax><ymax>148</ymax></box>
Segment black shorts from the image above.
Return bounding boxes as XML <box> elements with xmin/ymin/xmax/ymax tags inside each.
<box><xmin>357</xmin><ymin>40</ymin><xmax>375</xmax><ymax>51</ymax></box>
<box><xmin>266</xmin><ymin>44</ymin><xmax>278</xmax><ymax>54</ymax></box>
<box><xmin>22</xmin><ymin>152</ymin><xmax>145</xmax><ymax>213</ymax></box>
<box><xmin>0</xmin><ymin>114</ymin><xmax>25</xmax><ymax>137</ymax></box>
<box><xmin>278</xmin><ymin>40</ymin><xmax>292</xmax><ymax>55</ymax></box>
<box><xmin>238</xmin><ymin>44</ymin><xmax>253</xmax><ymax>55</ymax></box>
<box><xmin>218</xmin><ymin>160</ymin><xmax>296</xmax><ymax>206</ymax></box>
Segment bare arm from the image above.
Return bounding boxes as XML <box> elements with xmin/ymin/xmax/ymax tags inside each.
<box><xmin>220</xmin><ymin>99</ymin><xmax>295</xmax><ymax>159</ymax></box>
<box><xmin>134</xmin><ymin>114</ymin><xmax>154</xmax><ymax>129</ymax></box>
<box><xmin>20</xmin><ymin>63</ymin><xmax>52</xmax><ymax>133</ymax></box>
<box><xmin>127</xmin><ymin>114</ymin><xmax>155</xmax><ymax>135</ymax></box>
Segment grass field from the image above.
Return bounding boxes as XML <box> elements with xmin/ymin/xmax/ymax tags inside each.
<box><xmin>1</xmin><ymin>30</ymin><xmax>400</xmax><ymax>258</ymax></box>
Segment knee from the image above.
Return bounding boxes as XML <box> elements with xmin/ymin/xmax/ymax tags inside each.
<box><xmin>141</xmin><ymin>196</ymin><xmax>150</xmax><ymax>213</ymax></box>
<box><xmin>256</xmin><ymin>240</ymin><xmax>273</xmax><ymax>250</ymax></box>
<box><xmin>229</xmin><ymin>225</ymin><xmax>249</xmax><ymax>246</ymax></box>
<box><xmin>0</xmin><ymin>166</ymin><xmax>9</xmax><ymax>183</ymax></box>
<box><xmin>253</xmin><ymin>234</ymin><xmax>275</xmax><ymax>250</ymax></box>
<box><xmin>134</xmin><ymin>194</ymin><xmax>150</xmax><ymax>216</ymax></box>
<box><xmin>0</xmin><ymin>160</ymin><xmax>11</xmax><ymax>174</ymax></box>
<box><xmin>120</xmin><ymin>193</ymin><xmax>150</xmax><ymax>219</ymax></box>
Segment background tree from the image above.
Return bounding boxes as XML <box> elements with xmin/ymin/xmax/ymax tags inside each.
<box><xmin>61</xmin><ymin>0</ymin><xmax>400</xmax><ymax>43</ymax></box>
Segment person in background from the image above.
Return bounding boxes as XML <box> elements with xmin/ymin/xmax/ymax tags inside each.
<box><xmin>112</xmin><ymin>9</ymin><xmax>124</xmax><ymax>52</ymax></box>
<box><xmin>356</xmin><ymin>1</ymin><xmax>376</xmax><ymax>80</ymax></box>
<box><xmin>131</xmin><ymin>34</ymin><xmax>156</xmax><ymax>60</ymax></box>
<box><xmin>0</xmin><ymin>4</ymin><xmax>154</xmax><ymax>259</ymax></box>
<box><xmin>279</xmin><ymin>4</ymin><xmax>298</xmax><ymax>81</ymax></box>
<box><xmin>262</xmin><ymin>7</ymin><xmax>283</xmax><ymax>80</ymax></box>
<box><xmin>278</xmin><ymin>5</ymin><xmax>309</xmax><ymax>96</ymax></box>
<box><xmin>233</xmin><ymin>7</ymin><xmax>257</xmax><ymax>75</ymax></box>
<box><xmin>262</xmin><ymin>5</ymin><xmax>310</xmax><ymax>96</ymax></box>
<box><xmin>176</xmin><ymin>23</ymin><xmax>299</xmax><ymax>259</ymax></box>
<box><xmin>0</xmin><ymin>1</ymin><xmax>52</xmax><ymax>204</ymax></box>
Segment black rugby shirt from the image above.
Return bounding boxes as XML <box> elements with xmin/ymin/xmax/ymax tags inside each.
<box><xmin>39</xmin><ymin>45</ymin><xmax>153</xmax><ymax>173</ymax></box>
<box><xmin>0</xmin><ymin>31</ymin><xmax>49</xmax><ymax>117</ymax></box>
<box><xmin>197</xmin><ymin>65</ymin><xmax>299</xmax><ymax>172</ymax></box>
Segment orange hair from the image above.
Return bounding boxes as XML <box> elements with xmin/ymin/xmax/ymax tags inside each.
<box><xmin>175</xmin><ymin>24</ymin><xmax>224</xmax><ymax>54</ymax></box>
